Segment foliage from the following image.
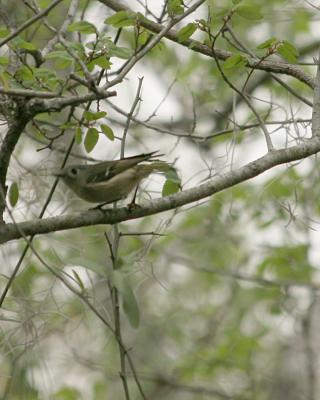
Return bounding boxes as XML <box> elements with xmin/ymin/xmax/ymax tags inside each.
<box><xmin>0</xmin><ymin>0</ymin><xmax>319</xmax><ymax>399</ymax></box>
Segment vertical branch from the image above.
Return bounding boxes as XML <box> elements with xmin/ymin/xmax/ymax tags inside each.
<box><xmin>0</xmin><ymin>140</ymin><xmax>75</xmax><ymax>307</ymax></box>
<box><xmin>105</xmin><ymin>77</ymin><xmax>145</xmax><ymax>399</ymax></box>
<box><xmin>302</xmin><ymin>290</ymin><xmax>316</xmax><ymax>400</ymax></box>
<box><xmin>105</xmin><ymin>230</ymin><xmax>131</xmax><ymax>400</ymax></box>
<box><xmin>0</xmin><ymin>107</ymin><xmax>76</xmax><ymax>308</ymax></box>
<box><xmin>120</xmin><ymin>77</ymin><xmax>144</xmax><ymax>158</ymax></box>
<box><xmin>112</xmin><ymin>230</ymin><xmax>130</xmax><ymax>400</ymax></box>
<box><xmin>0</xmin><ymin>100</ymin><xmax>30</xmax><ymax>223</ymax></box>
<box><xmin>208</xmin><ymin>15</ymin><xmax>273</xmax><ymax>151</ymax></box>
<box><xmin>312</xmin><ymin>53</ymin><xmax>320</xmax><ymax>137</ymax></box>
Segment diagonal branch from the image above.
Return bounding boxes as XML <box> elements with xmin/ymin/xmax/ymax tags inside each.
<box><xmin>1</xmin><ymin>137</ymin><xmax>320</xmax><ymax>243</ymax></box>
<box><xmin>105</xmin><ymin>0</ymin><xmax>207</xmax><ymax>89</ymax></box>
<box><xmin>27</xmin><ymin>90</ymin><xmax>117</xmax><ymax>113</ymax></box>
<box><xmin>0</xmin><ymin>0</ymin><xmax>64</xmax><ymax>48</ymax></box>
<box><xmin>98</xmin><ymin>0</ymin><xmax>314</xmax><ymax>88</ymax></box>
<box><xmin>312</xmin><ymin>51</ymin><xmax>320</xmax><ymax>137</ymax></box>
<box><xmin>0</xmin><ymin>100</ymin><xmax>33</xmax><ymax>222</ymax></box>
<box><xmin>0</xmin><ymin>89</ymin><xmax>116</xmax><ymax>222</ymax></box>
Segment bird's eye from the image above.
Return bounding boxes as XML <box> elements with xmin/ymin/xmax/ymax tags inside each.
<box><xmin>70</xmin><ymin>167</ymin><xmax>78</xmax><ymax>176</ymax></box>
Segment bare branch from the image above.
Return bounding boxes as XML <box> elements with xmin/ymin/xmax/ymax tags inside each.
<box><xmin>312</xmin><ymin>52</ymin><xmax>320</xmax><ymax>137</ymax></box>
<box><xmin>42</xmin><ymin>0</ymin><xmax>79</xmax><ymax>58</ymax></box>
<box><xmin>0</xmin><ymin>0</ymin><xmax>64</xmax><ymax>48</ymax></box>
<box><xmin>120</xmin><ymin>77</ymin><xmax>143</xmax><ymax>157</ymax></box>
<box><xmin>0</xmin><ymin>100</ymin><xmax>32</xmax><ymax>221</ymax></box>
<box><xmin>2</xmin><ymin>137</ymin><xmax>320</xmax><ymax>243</ymax></box>
<box><xmin>98</xmin><ymin>0</ymin><xmax>314</xmax><ymax>88</ymax></box>
<box><xmin>0</xmin><ymin>87</ymin><xmax>61</xmax><ymax>98</ymax></box>
<box><xmin>105</xmin><ymin>0</ymin><xmax>208</xmax><ymax>90</ymax></box>
<box><xmin>28</xmin><ymin>90</ymin><xmax>117</xmax><ymax>113</ymax></box>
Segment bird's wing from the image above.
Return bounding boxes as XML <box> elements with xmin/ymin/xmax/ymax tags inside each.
<box><xmin>86</xmin><ymin>152</ymin><xmax>160</xmax><ymax>184</ymax></box>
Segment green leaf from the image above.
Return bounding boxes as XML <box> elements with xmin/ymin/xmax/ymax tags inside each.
<box><xmin>292</xmin><ymin>9</ymin><xmax>310</xmax><ymax>33</ymax></box>
<box><xmin>276</xmin><ymin>40</ymin><xmax>298</xmax><ymax>63</ymax></box>
<box><xmin>100</xmin><ymin>124</ymin><xmax>114</xmax><ymax>141</ymax></box>
<box><xmin>223</xmin><ymin>54</ymin><xmax>247</xmax><ymax>69</ymax></box>
<box><xmin>162</xmin><ymin>179</ymin><xmax>180</xmax><ymax>196</ymax></box>
<box><xmin>137</xmin><ymin>30</ymin><xmax>149</xmax><ymax>46</ymax></box>
<box><xmin>167</xmin><ymin>0</ymin><xmax>184</xmax><ymax>16</ymax></box>
<box><xmin>53</xmin><ymin>386</ymin><xmax>80</xmax><ymax>400</ymax></box>
<box><xmin>0</xmin><ymin>72</ymin><xmax>9</xmax><ymax>89</ymax></box>
<box><xmin>15</xmin><ymin>66</ymin><xmax>34</xmax><ymax>82</ymax></box>
<box><xmin>12</xmin><ymin>37</ymin><xmax>37</xmax><ymax>51</ymax></box>
<box><xmin>83</xmin><ymin>110</ymin><xmax>107</xmax><ymax>121</ymax></box>
<box><xmin>232</xmin><ymin>0</ymin><xmax>242</xmax><ymax>4</ymax></box>
<box><xmin>104</xmin><ymin>11</ymin><xmax>136</xmax><ymax>28</ymax></box>
<box><xmin>60</xmin><ymin>121</ymin><xmax>77</xmax><ymax>130</ymax></box>
<box><xmin>84</xmin><ymin>127</ymin><xmax>99</xmax><ymax>153</ymax></box>
<box><xmin>109</xmin><ymin>45</ymin><xmax>132</xmax><ymax>59</ymax></box>
<box><xmin>235</xmin><ymin>4</ymin><xmax>263</xmax><ymax>20</ymax></box>
<box><xmin>8</xmin><ymin>182</ymin><xmax>19</xmax><ymax>207</ymax></box>
<box><xmin>257</xmin><ymin>37</ymin><xmax>278</xmax><ymax>49</ymax></box>
<box><xmin>67</xmin><ymin>21</ymin><xmax>97</xmax><ymax>35</ymax></box>
<box><xmin>72</xmin><ymin>270</ymin><xmax>85</xmax><ymax>291</ymax></box>
<box><xmin>162</xmin><ymin>167</ymin><xmax>181</xmax><ymax>196</ymax></box>
<box><xmin>0</xmin><ymin>27</ymin><xmax>9</xmax><ymax>38</ymax></box>
<box><xmin>46</xmin><ymin>50</ymin><xmax>74</xmax><ymax>69</ymax></box>
<box><xmin>0</xmin><ymin>56</ymin><xmax>9</xmax><ymax>66</ymax></box>
<box><xmin>75</xmin><ymin>127</ymin><xmax>82</xmax><ymax>144</ymax></box>
<box><xmin>38</xmin><ymin>0</ymin><xmax>50</xmax><ymax>8</ymax></box>
<box><xmin>88</xmin><ymin>55</ymin><xmax>111</xmax><ymax>69</ymax></box>
<box><xmin>46</xmin><ymin>50</ymin><xmax>73</xmax><ymax>61</ymax></box>
<box><xmin>177</xmin><ymin>23</ymin><xmax>197</xmax><ymax>42</ymax></box>
<box><xmin>164</xmin><ymin>167</ymin><xmax>181</xmax><ymax>183</ymax></box>
<box><xmin>33</xmin><ymin>68</ymin><xmax>56</xmax><ymax>80</ymax></box>
<box><xmin>112</xmin><ymin>271</ymin><xmax>140</xmax><ymax>328</ymax></box>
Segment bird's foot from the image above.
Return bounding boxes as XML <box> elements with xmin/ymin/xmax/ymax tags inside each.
<box><xmin>127</xmin><ymin>201</ymin><xmax>142</xmax><ymax>212</ymax></box>
<box><xmin>88</xmin><ymin>202</ymin><xmax>110</xmax><ymax>211</ymax></box>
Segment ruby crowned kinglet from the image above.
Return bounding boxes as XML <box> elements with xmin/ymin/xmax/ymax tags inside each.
<box><xmin>54</xmin><ymin>152</ymin><xmax>170</xmax><ymax>204</ymax></box>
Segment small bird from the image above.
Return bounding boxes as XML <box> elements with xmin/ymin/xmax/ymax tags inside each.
<box><xmin>54</xmin><ymin>152</ymin><xmax>170</xmax><ymax>204</ymax></box>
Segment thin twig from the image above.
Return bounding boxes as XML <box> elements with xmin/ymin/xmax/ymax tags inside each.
<box><xmin>119</xmin><ymin>231</ymin><xmax>166</xmax><ymax>237</ymax></box>
<box><xmin>105</xmin><ymin>0</ymin><xmax>207</xmax><ymax>91</ymax></box>
<box><xmin>0</xmin><ymin>108</ymin><xmax>76</xmax><ymax>307</ymax></box>
<box><xmin>120</xmin><ymin>77</ymin><xmax>144</xmax><ymax>158</ymax></box>
<box><xmin>270</xmin><ymin>73</ymin><xmax>313</xmax><ymax>107</ymax></box>
<box><xmin>0</xmin><ymin>0</ymin><xmax>64</xmax><ymax>48</ymax></box>
<box><xmin>209</xmin><ymin>16</ymin><xmax>274</xmax><ymax>151</ymax></box>
<box><xmin>98</xmin><ymin>0</ymin><xmax>314</xmax><ymax>88</ymax></box>
<box><xmin>302</xmin><ymin>290</ymin><xmax>317</xmax><ymax>400</ymax></box>
<box><xmin>0</xmin><ymin>87</ymin><xmax>61</xmax><ymax>98</ymax></box>
<box><xmin>42</xmin><ymin>0</ymin><xmax>79</xmax><ymax>58</ymax></box>
<box><xmin>312</xmin><ymin>53</ymin><xmax>320</xmax><ymax>137</ymax></box>
<box><xmin>107</xmin><ymin>223</ymin><xmax>132</xmax><ymax>399</ymax></box>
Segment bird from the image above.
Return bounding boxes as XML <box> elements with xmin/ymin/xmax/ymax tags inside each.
<box><xmin>54</xmin><ymin>152</ymin><xmax>170</xmax><ymax>205</ymax></box>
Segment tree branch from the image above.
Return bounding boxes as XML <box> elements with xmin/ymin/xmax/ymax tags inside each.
<box><xmin>312</xmin><ymin>51</ymin><xmax>320</xmax><ymax>137</ymax></box>
<box><xmin>0</xmin><ymin>100</ymin><xmax>33</xmax><ymax>222</ymax></box>
<box><xmin>105</xmin><ymin>0</ymin><xmax>207</xmax><ymax>90</ymax></box>
<box><xmin>0</xmin><ymin>87</ymin><xmax>62</xmax><ymax>98</ymax></box>
<box><xmin>27</xmin><ymin>90</ymin><xmax>117</xmax><ymax>113</ymax></box>
<box><xmin>2</xmin><ymin>137</ymin><xmax>320</xmax><ymax>243</ymax></box>
<box><xmin>0</xmin><ymin>0</ymin><xmax>64</xmax><ymax>48</ymax></box>
<box><xmin>98</xmin><ymin>0</ymin><xmax>314</xmax><ymax>88</ymax></box>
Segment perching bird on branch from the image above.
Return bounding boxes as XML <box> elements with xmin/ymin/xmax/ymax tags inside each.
<box><xmin>54</xmin><ymin>152</ymin><xmax>171</xmax><ymax>205</ymax></box>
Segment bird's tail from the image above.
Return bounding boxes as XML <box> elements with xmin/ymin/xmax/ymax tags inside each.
<box><xmin>148</xmin><ymin>161</ymin><xmax>172</xmax><ymax>172</ymax></box>
<box><xmin>136</xmin><ymin>162</ymin><xmax>176</xmax><ymax>180</ymax></box>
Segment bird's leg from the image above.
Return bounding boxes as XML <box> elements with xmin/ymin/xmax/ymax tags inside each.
<box><xmin>127</xmin><ymin>186</ymin><xmax>141</xmax><ymax>210</ymax></box>
<box><xmin>88</xmin><ymin>202</ymin><xmax>110</xmax><ymax>211</ymax></box>
<box><xmin>88</xmin><ymin>198</ymin><xmax>121</xmax><ymax>211</ymax></box>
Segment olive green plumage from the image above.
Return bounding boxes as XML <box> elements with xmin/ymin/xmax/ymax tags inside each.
<box><xmin>55</xmin><ymin>152</ymin><xmax>170</xmax><ymax>204</ymax></box>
